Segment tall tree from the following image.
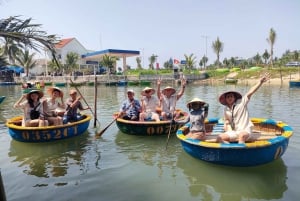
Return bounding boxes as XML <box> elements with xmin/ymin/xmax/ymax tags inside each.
<box><xmin>2</xmin><ymin>38</ymin><xmax>22</xmax><ymax>64</ymax></box>
<box><xmin>148</xmin><ymin>54</ymin><xmax>157</xmax><ymax>70</ymax></box>
<box><xmin>212</xmin><ymin>37</ymin><xmax>223</xmax><ymax>68</ymax></box>
<box><xmin>64</xmin><ymin>52</ymin><xmax>79</xmax><ymax>74</ymax></box>
<box><xmin>184</xmin><ymin>53</ymin><xmax>196</xmax><ymax>72</ymax></box>
<box><xmin>100</xmin><ymin>54</ymin><xmax>119</xmax><ymax>74</ymax></box>
<box><xmin>15</xmin><ymin>49</ymin><xmax>36</xmax><ymax>76</ymax></box>
<box><xmin>0</xmin><ymin>16</ymin><xmax>59</xmax><ymax>64</ymax></box>
<box><xmin>0</xmin><ymin>54</ymin><xmax>9</xmax><ymax>67</ymax></box>
<box><xmin>266</xmin><ymin>28</ymin><xmax>276</xmax><ymax>68</ymax></box>
<box><xmin>200</xmin><ymin>55</ymin><xmax>208</xmax><ymax>70</ymax></box>
<box><xmin>262</xmin><ymin>49</ymin><xmax>270</xmax><ymax>65</ymax></box>
<box><xmin>136</xmin><ymin>56</ymin><xmax>142</xmax><ymax>69</ymax></box>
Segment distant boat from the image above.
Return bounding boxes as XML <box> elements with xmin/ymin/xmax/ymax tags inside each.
<box><xmin>140</xmin><ymin>80</ymin><xmax>151</xmax><ymax>86</ymax></box>
<box><xmin>289</xmin><ymin>81</ymin><xmax>300</xmax><ymax>88</ymax></box>
<box><xmin>54</xmin><ymin>82</ymin><xmax>67</xmax><ymax>87</ymax></box>
<box><xmin>224</xmin><ymin>78</ymin><xmax>238</xmax><ymax>84</ymax></box>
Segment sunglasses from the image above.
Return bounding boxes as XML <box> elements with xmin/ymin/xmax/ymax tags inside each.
<box><xmin>145</xmin><ymin>90</ymin><xmax>151</xmax><ymax>93</ymax></box>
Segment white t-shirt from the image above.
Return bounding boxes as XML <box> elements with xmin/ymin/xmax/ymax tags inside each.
<box><xmin>224</xmin><ymin>96</ymin><xmax>253</xmax><ymax>134</ymax></box>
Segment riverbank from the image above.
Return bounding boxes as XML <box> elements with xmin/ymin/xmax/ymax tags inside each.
<box><xmin>10</xmin><ymin>72</ymin><xmax>300</xmax><ymax>87</ymax></box>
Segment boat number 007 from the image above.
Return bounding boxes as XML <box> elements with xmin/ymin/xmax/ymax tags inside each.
<box><xmin>146</xmin><ymin>124</ymin><xmax>178</xmax><ymax>135</ymax></box>
<box><xmin>21</xmin><ymin>126</ymin><xmax>78</xmax><ymax>141</ymax></box>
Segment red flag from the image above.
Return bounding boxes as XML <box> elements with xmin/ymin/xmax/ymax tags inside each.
<box><xmin>174</xmin><ymin>59</ymin><xmax>180</xmax><ymax>64</ymax></box>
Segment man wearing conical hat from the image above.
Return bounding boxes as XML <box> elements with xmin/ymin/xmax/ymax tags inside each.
<box><xmin>139</xmin><ymin>87</ymin><xmax>160</xmax><ymax>122</ymax></box>
<box><xmin>216</xmin><ymin>72</ymin><xmax>270</xmax><ymax>144</ymax></box>
<box><xmin>157</xmin><ymin>77</ymin><xmax>186</xmax><ymax>120</ymax></box>
<box><xmin>185</xmin><ymin>97</ymin><xmax>209</xmax><ymax>140</ymax></box>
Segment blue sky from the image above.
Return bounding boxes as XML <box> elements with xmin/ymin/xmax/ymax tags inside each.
<box><xmin>1</xmin><ymin>0</ymin><xmax>300</xmax><ymax>68</ymax></box>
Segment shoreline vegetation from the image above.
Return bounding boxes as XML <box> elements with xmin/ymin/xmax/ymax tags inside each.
<box><xmin>11</xmin><ymin>68</ymin><xmax>300</xmax><ymax>87</ymax></box>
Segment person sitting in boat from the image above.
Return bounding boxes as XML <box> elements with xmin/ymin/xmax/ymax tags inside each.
<box><xmin>157</xmin><ymin>78</ymin><xmax>186</xmax><ymax>120</ymax></box>
<box><xmin>63</xmin><ymin>89</ymin><xmax>90</xmax><ymax>124</ymax></box>
<box><xmin>139</xmin><ymin>87</ymin><xmax>160</xmax><ymax>122</ymax></box>
<box><xmin>116</xmin><ymin>89</ymin><xmax>141</xmax><ymax>121</ymax></box>
<box><xmin>216</xmin><ymin>72</ymin><xmax>270</xmax><ymax>144</ymax></box>
<box><xmin>43</xmin><ymin>87</ymin><xmax>65</xmax><ymax>126</ymax></box>
<box><xmin>13</xmin><ymin>89</ymin><xmax>48</xmax><ymax>127</ymax></box>
<box><xmin>185</xmin><ymin>98</ymin><xmax>209</xmax><ymax>140</ymax></box>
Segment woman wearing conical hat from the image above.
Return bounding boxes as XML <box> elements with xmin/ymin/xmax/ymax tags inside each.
<box><xmin>13</xmin><ymin>90</ymin><xmax>48</xmax><ymax>127</ymax></box>
<box><xmin>216</xmin><ymin>72</ymin><xmax>270</xmax><ymax>144</ymax></box>
<box><xmin>185</xmin><ymin>98</ymin><xmax>209</xmax><ymax>140</ymax></box>
<box><xmin>43</xmin><ymin>87</ymin><xmax>66</xmax><ymax>126</ymax></box>
<box><xmin>139</xmin><ymin>87</ymin><xmax>160</xmax><ymax>122</ymax></box>
<box><xmin>157</xmin><ymin>77</ymin><xmax>186</xmax><ymax>120</ymax></box>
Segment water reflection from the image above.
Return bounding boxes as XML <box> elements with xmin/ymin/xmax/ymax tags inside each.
<box><xmin>115</xmin><ymin>131</ymin><xmax>180</xmax><ymax>178</ymax></box>
<box><xmin>8</xmin><ymin>132</ymin><xmax>89</xmax><ymax>178</ymax></box>
<box><xmin>176</xmin><ymin>151</ymin><xmax>287</xmax><ymax>200</ymax></box>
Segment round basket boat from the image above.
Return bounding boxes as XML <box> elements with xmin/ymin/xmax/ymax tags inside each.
<box><xmin>176</xmin><ymin>117</ymin><xmax>293</xmax><ymax>166</ymax></box>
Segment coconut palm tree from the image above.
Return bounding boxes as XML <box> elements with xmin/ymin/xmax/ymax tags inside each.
<box><xmin>136</xmin><ymin>56</ymin><xmax>142</xmax><ymax>69</ymax></box>
<box><xmin>0</xmin><ymin>16</ymin><xmax>59</xmax><ymax>64</ymax></box>
<box><xmin>1</xmin><ymin>38</ymin><xmax>23</xmax><ymax>64</ymax></box>
<box><xmin>266</xmin><ymin>28</ymin><xmax>276</xmax><ymax>68</ymax></box>
<box><xmin>184</xmin><ymin>53</ymin><xmax>196</xmax><ymax>72</ymax></box>
<box><xmin>262</xmin><ymin>49</ymin><xmax>270</xmax><ymax>65</ymax></box>
<box><xmin>200</xmin><ymin>55</ymin><xmax>208</xmax><ymax>70</ymax></box>
<box><xmin>0</xmin><ymin>54</ymin><xmax>9</xmax><ymax>67</ymax></box>
<box><xmin>64</xmin><ymin>52</ymin><xmax>79</xmax><ymax>74</ymax></box>
<box><xmin>212</xmin><ymin>37</ymin><xmax>223</xmax><ymax>68</ymax></box>
<box><xmin>15</xmin><ymin>49</ymin><xmax>36</xmax><ymax>76</ymax></box>
<box><xmin>100</xmin><ymin>54</ymin><xmax>119</xmax><ymax>74</ymax></box>
<box><xmin>148</xmin><ymin>54</ymin><xmax>157</xmax><ymax>70</ymax></box>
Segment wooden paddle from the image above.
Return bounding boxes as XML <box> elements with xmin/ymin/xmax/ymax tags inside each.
<box><xmin>165</xmin><ymin>77</ymin><xmax>186</xmax><ymax>149</ymax></box>
<box><xmin>95</xmin><ymin>118</ymin><xmax>116</xmax><ymax>137</ymax></box>
<box><xmin>69</xmin><ymin>79</ymin><xmax>101</xmax><ymax>126</ymax></box>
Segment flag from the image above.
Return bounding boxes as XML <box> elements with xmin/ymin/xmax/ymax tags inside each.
<box><xmin>174</xmin><ymin>59</ymin><xmax>180</xmax><ymax>64</ymax></box>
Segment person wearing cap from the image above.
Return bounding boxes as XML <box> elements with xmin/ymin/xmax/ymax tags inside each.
<box><xmin>43</xmin><ymin>87</ymin><xmax>65</xmax><ymax>126</ymax></box>
<box><xmin>185</xmin><ymin>98</ymin><xmax>209</xmax><ymax>140</ymax></box>
<box><xmin>116</xmin><ymin>89</ymin><xmax>141</xmax><ymax>121</ymax></box>
<box><xmin>139</xmin><ymin>87</ymin><xmax>160</xmax><ymax>122</ymax></box>
<box><xmin>62</xmin><ymin>89</ymin><xmax>90</xmax><ymax>124</ymax></box>
<box><xmin>216</xmin><ymin>72</ymin><xmax>270</xmax><ymax>144</ymax></box>
<box><xmin>157</xmin><ymin>78</ymin><xmax>186</xmax><ymax>120</ymax></box>
<box><xmin>13</xmin><ymin>90</ymin><xmax>48</xmax><ymax>127</ymax></box>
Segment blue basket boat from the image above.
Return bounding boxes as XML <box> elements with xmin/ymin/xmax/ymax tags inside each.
<box><xmin>176</xmin><ymin>117</ymin><xmax>293</xmax><ymax>166</ymax></box>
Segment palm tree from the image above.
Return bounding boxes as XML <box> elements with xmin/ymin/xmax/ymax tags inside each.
<box><xmin>2</xmin><ymin>38</ymin><xmax>23</xmax><ymax>64</ymax></box>
<box><xmin>148</xmin><ymin>54</ymin><xmax>157</xmax><ymax>70</ymax></box>
<box><xmin>262</xmin><ymin>49</ymin><xmax>270</xmax><ymax>65</ymax></box>
<box><xmin>136</xmin><ymin>56</ymin><xmax>142</xmax><ymax>69</ymax></box>
<box><xmin>212</xmin><ymin>37</ymin><xmax>223</xmax><ymax>68</ymax></box>
<box><xmin>184</xmin><ymin>53</ymin><xmax>196</xmax><ymax>72</ymax></box>
<box><xmin>253</xmin><ymin>53</ymin><xmax>262</xmax><ymax>65</ymax></box>
<box><xmin>0</xmin><ymin>54</ymin><xmax>9</xmax><ymax>67</ymax></box>
<box><xmin>100</xmin><ymin>54</ymin><xmax>119</xmax><ymax>74</ymax></box>
<box><xmin>266</xmin><ymin>28</ymin><xmax>276</xmax><ymax>68</ymax></box>
<box><xmin>0</xmin><ymin>16</ymin><xmax>59</xmax><ymax>64</ymax></box>
<box><xmin>15</xmin><ymin>49</ymin><xmax>36</xmax><ymax>77</ymax></box>
<box><xmin>200</xmin><ymin>55</ymin><xmax>208</xmax><ymax>70</ymax></box>
<box><xmin>64</xmin><ymin>52</ymin><xmax>79</xmax><ymax>74</ymax></box>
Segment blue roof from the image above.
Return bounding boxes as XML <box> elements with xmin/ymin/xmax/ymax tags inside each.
<box><xmin>82</xmin><ymin>49</ymin><xmax>140</xmax><ymax>59</ymax></box>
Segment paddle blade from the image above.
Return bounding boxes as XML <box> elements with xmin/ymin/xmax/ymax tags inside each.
<box><xmin>95</xmin><ymin>119</ymin><xmax>116</xmax><ymax>137</ymax></box>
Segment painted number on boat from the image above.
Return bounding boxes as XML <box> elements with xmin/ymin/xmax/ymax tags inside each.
<box><xmin>21</xmin><ymin>126</ymin><xmax>78</xmax><ymax>141</ymax></box>
<box><xmin>146</xmin><ymin>124</ymin><xmax>178</xmax><ymax>135</ymax></box>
